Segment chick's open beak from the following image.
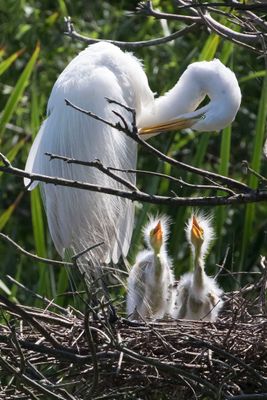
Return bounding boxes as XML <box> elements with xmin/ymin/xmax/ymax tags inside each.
<box><xmin>138</xmin><ymin>116</ymin><xmax>199</xmax><ymax>136</ymax></box>
<box><xmin>191</xmin><ymin>215</ymin><xmax>204</xmax><ymax>241</ymax></box>
<box><xmin>151</xmin><ymin>221</ymin><xmax>163</xmax><ymax>245</ymax></box>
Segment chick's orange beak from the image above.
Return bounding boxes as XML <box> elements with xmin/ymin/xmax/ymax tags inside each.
<box><xmin>152</xmin><ymin>221</ymin><xmax>163</xmax><ymax>244</ymax></box>
<box><xmin>191</xmin><ymin>215</ymin><xmax>204</xmax><ymax>241</ymax></box>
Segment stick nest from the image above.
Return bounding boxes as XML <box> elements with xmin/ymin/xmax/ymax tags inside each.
<box><xmin>0</xmin><ymin>285</ymin><xmax>266</xmax><ymax>400</ymax></box>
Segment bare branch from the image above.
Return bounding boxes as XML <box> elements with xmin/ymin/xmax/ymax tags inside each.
<box><xmin>45</xmin><ymin>152</ymin><xmax>139</xmax><ymax>192</ymax></box>
<box><xmin>64</xmin><ymin>16</ymin><xmax>199</xmax><ymax>49</ymax></box>
<box><xmin>66</xmin><ymin>98</ymin><xmax>252</xmax><ymax>194</ymax></box>
<box><xmin>0</xmin><ymin>233</ymin><xmax>73</xmax><ymax>267</ymax></box>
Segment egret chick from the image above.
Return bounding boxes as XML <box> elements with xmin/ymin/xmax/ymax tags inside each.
<box><xmin>127</xmin><ymin>216</ymin><xmax>174</xmax><ymax>320</ymax></box>
<box><xmin>172</xmin><ymin>214</ymin><xmax>223</xmax><ymax>321</ymax></box>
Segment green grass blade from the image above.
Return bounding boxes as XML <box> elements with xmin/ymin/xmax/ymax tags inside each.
<box><xmin>0</xmin><ymin>43</ymin><xmax>40</xmax><ymax>138</ymax></box>
<box><xmin>239</xmin><ymin>70</ymin><xmax>266</xmax><ymax>84</ymax></box>
<box><xmin>198</xmin><ymin>33</ymin><xmax>220</xmax><ymax>61</ymax></box>
<box><xmin>29</xmin><ymin>82</ymin><xmax>52</xmax><ymax>300</ymax></box>
<box><xmin>240</xmin><ymin>74</ymin><xmax>267</xmax><ymax>271</ymax></box>
<box><xmin>0</xmin><ymin>192</ymin><xmax>23</xmax><ymax>231</ymax></box>
<box><xmin>0</xmin><ymin>49</ymin><xmax>23</xmax><ymax>76</ymax></box>
<box><xmin>215</xmin><ymin>41</ymin><xmax>234</xmax><ymax>259</ymax></box>
<box><xmin>0</xmin><ymin>138</ymin><xmax>26</xmax><ymax>177</ymax></box>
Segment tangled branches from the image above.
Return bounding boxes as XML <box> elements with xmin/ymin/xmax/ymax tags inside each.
<box><xmin>0</xmin><ymin>275</ymin><xmax>266</xmax><ymax>400</ymax></box>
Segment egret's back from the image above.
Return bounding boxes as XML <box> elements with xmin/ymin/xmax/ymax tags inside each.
<box><xmin>25</xmin><ymin>43</ymin><xmax>153</xmax><ymax>269</ymax></box>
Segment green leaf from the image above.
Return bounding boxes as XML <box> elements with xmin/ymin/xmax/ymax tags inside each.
<box><xmin>0</xmin><ymin>43</ymin><xmax>40</xmax><ymax>138</ymax></box>
<box><xmin>0</xmin><ymin>138</ymin><xmax>26</xmax><ymax>177</ymax></box>
<box><xmin>0</xmin><ymin>280</ymin><xmax>11</xmax><ymax>296</ymax></box>
<box><xmin>0</xmin><ymin>192</ymin><xmax>23</xmax><ymax>231</ymax></box>
<box><xmin>0</xmin><ymin>49</ymin><xmax>24</xmax><ymax>76</ymax></box>
<box><xmin>239</xmin><ymin>70</ymin><xmax>266</xmax><ymax>84</ymax></box>
<box><xmin>240</xmin><ymin>74</ymin><xmax>267</xmax><ymax>270</ymax></box>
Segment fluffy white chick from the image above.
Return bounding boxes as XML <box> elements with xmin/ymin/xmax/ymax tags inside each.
<box><xmin>172</xmin><ymin>214</ymin><xmax>223</xmax><ymax>322</ymax></box>
<box><xmin>127</xmin><ymin>215</ymin><xmax>174</xmax><ymax>320</ymax></box>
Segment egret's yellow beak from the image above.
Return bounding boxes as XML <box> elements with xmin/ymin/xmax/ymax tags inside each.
<box><xmin>138</xmin><ymin>116</ymin><xmax>198</xmax><ymax>136</ymax></box>
<box><xmin>191</xmin><ymin>215</ymin><xmax>204</xmax><ymax>241</ymax></box>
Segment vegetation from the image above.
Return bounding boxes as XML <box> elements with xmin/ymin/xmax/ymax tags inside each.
<box><xmin>0</xmin><ymin>1</ymin><xmax>267</xmax><ymax>398</ymax></box>
<box><xmin>1</xmin><ymin>1</ymin><xmax>266</xmax><ymax>304</ymax></box>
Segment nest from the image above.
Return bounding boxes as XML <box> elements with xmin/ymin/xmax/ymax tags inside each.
<box><xmin>0</xmin><ymin>283</ymin><xmax>266</xmax><ymax>400</ymax></box>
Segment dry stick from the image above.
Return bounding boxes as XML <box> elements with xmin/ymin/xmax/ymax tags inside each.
<box><xmin>84</xmin><ymin>306</ymin><xmax>99</xmax><ymax>396</ymax></box>
<box><xmin>187</xmin><ymin>336</ymin><xmax>267</xmax><ymax>387</ymax></box>
<box><xmin>115</xmin><ymin>344</ymin><xmax>218</xmax><ymax>397</ymax></box>
<box><xmin>227</xmin><ymin>394</ymin><xmax>267</xmax><ymax>400</ymax></box>
<box><xmin>140</xmin><ymin>0</ymin><xmax>263</xmax><ymax>53</ymax></box>
<box><xmin>2</xmin><ymin>155</ymin><xmax>267</xmax><ymax>207</ymax></box>
<box><xmin>0</xmin><ymin>294</ymin><xmax>63</xmax><ymax>349</ymax></box>
<box><xmin>65</xmin><ymin>97</ymin><xmax>252</xmax><ymax>194</ymax></box>
<box><xmin>108</xmin><ymin>166</ymin><xmax>236</xmax><ymax>195</ymax></box>
<box><xmin>196</xmin><ymin>6</ymin><xmax>264</xmax><ymax>52</ymax></box>
<box><xmin>45</xmin><ymin>152</ymin><xmax>138</xmax><ymax>192</ymax></box>
<box><xmin>6</xmin><ymin>275</ymin><xmax>69</xmax><ymax>315</ymax></box>
<box><xmin>136</xmin><ymin>0</ymin><xmax>201</xmax><ymax>22</ymax></box>
<box><xmin>0</xmin><ymin>233</ymin><xmax>73</xmax><ymax>267</ymax></box>
<box><xmin>0</xmin><ymin>333</ymin><xmax>98</xmax><ymax>364</ymax></box>
<box><xmin>64</xmin><ymin>16</ymin><xmax>199</xmax><ymax>48</ymax></box>
<box><xmin>0</xmin><ymin>356</ymin><xmax>66</xmax><ymax>400</ymax></box>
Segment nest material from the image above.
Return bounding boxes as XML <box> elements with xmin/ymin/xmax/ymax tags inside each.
<box><xmin>0</xmin><ymin>287</ymin><xmax>266</xmax><ymax>400</ymax></box>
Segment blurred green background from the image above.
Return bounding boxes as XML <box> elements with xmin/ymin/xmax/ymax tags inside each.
<box><xmin>0</xmin><ymin>0</ymin><xmax>266</xmax><ymax>308</ymax></box>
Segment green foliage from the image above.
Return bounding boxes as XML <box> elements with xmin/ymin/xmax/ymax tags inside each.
<box><xmin>0</xmin><ymin>0</ymin><xmax>266</xmax><ymax>304</ymax></box>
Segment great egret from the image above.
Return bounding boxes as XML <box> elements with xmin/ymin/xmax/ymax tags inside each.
<box><xmin>172</xmin><ymin>214</ymin><xmax>223</xmax><ymax>321</ymax></box>
<box><xmin>127</xmin><ymin>215</ymin><xmax>174</xmax><ymax>320</ymax></box>
<box><xmin>24</xmin><ymin>42</ymin><xmax>241</xmax><ymax>271</ymax></box>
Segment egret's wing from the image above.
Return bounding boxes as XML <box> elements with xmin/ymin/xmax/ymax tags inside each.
<box><xmin>25</xmin><ymin>43</ymin><xmax>153</xmax><ymax>267</ymax></box>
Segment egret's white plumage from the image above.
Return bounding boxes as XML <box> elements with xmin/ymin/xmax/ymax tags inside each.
<box><xmin>127</xmin><ymin>215</ymin><xmax>174</xmax><ymax>320</ymax></box>
<box><xmin>172</xmin><ymin>214</ymin><xmax>223</xmax><ymax>322</ymax></box>
<box><xmin>24</xmin><ymin>42</ymin><xmax>241</xmax><ymax>270</ymax></box>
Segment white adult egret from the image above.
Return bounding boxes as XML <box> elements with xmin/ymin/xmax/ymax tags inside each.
<box><xmin>127</xmin><ymin>215</ymin><xmax>174</xmax><ymax>320</ymax></box>
<box><xmin>172</xmin><ymin>214</ymin><xmax>223</xmax><ymax>321</ymax></box>
<box><xmin>24</xmin><ymin>42</ymin><xmax>241</xmax><ymax>271</ymax></box>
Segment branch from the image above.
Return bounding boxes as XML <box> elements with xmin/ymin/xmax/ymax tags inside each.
<box><xmin>66</xmin><ymin>98</ymin><xmax>252</xmax><ymax>194</ymax></box>
<box><xmin>45</xmin><ymin>152</ymin><xmax>138</xmax><ymax>192</ymax></box>
<box><xmin>2</xmin><ymin>154</ymin><xmax>267</xmax><ymax>206</ymax></box>
<box><xmin>64</xmin><ymin>16</ymin><xmax>199</xmax><ymax>48</ymax></box>
<box><xmin>0</xmin><ymin>233</ymin><xmax>73</xmax><ymax>267</ymax></box>
<box><xmin>108</xmin><ymin>166</ymin><xmax>236</xmax><ymax>195</ymax></box>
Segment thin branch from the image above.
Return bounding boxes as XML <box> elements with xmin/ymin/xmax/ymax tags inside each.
<box><xmin>45</xmin><ymin>152</ymin><xmax>138</xmax><ymax>192</ymax></box>
<box><xmin>108</xmin><ymin>166</ymin><xmax>236</xmax><ymax>195</ymax></box>
<box><xmin>0</xmin><ymin>233</ymin><xmax>73</xmax><ymax>267</ymax></box>
<box><xmin>66</xmin><ymin>98</ymin><xmax>252</xmax><ymax>194</ymax></box>
<box><xmin>71</xmin><ymin>242</ymin><xmax>104</xmax><ymax>263</ymax></box>
<box><xmin>136</xmin><ymin>1</ymin><xmax>201</xmax><ymax>23</ymax></box>
<box><xmin>242</xmin><ymin>160</ymin><xmax>267</xmax><ymax>184</ymax></box>
<box><xmin>2</xmin><ymin>154</ymin><xmax>267</xmax><ymax>206</ymax></box>
<box><xmin>64</xmin><ymin>16</ymin><xmax>199</xmax><ymax>48</ymax></box>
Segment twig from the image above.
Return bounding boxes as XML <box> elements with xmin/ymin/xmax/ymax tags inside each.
<box><xmin>109</xmin><ymin>166</ymin><xmax>236</xmax><ymax>195</ymax></box>
<box><xmin>71</xmin><ymin>242</ymin><xmax>104</xmax><ymax>263</ymax></box>
<box><xmin>0</xmin><ymin>233</ymin><xmax>73</xmax><ymax>267</ymax></box>
<box><xmin>66</xmin><ymin>98</ymin><xmax>252</xmax><ymax>194</ymax></box>
<box><xmin>45</xmin><ymin>152</ymin><xmax>138</xmax><ymax>192</ymax></box>
<box><xmin>64</xmin><ymin>16</ymin><xmax>199</xmax><ymax>48</ymax></box>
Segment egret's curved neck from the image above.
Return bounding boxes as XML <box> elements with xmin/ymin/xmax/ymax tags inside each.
<box><xmin>138</xmin><ymin>63</ymin><xmax>210</xmax><ymax>128</ymax></box>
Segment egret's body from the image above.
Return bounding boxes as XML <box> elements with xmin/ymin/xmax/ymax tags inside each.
<box><xmin>127</xmin><ymin>216</ymin><xmax>174</xmax><ymax>320</ymax></box>
<box><xmin>25</xmin><ymin>42</ymin><xmax>241</xmax><ymax>269</ymax></box>
<box><xmin>172</xmin><ymin>214</ymin><xmax>223</xmax><ymax>322</ymax></box>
